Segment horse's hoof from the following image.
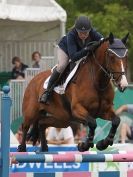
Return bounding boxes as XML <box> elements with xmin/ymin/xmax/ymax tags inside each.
<box><xmin>77</xmin><ymin>141</ymin><xmax>94</xmax><ymax>152</ymax></box>
<box><xmin>40</xmin><ymin>146</ymin><xmax>48</xmax><ymax>152</ymax></box>
<box><xmin>96</xmin><ymin>140</ymin><xmax>106</xmax><ymax>151</ymax></box>
<box><xmin>77</xmin><ymin>142</ymin><xmax>88</xmax><ymax>152</ymax></box>
<box><xmin>17</xmin><ymin>144</ymin><xmax>26</xmax><ymax>152</ymax></box>
<box><xmin>96</xmin><ymin>138</ymin><xmax>113</xmax><ymax>151</ymax></box>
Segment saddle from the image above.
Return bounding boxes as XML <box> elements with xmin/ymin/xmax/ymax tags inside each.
<box><xmin>56</xmin><ymin>61</ymin><xmax>78</xmax><ymax>86</ymax></box>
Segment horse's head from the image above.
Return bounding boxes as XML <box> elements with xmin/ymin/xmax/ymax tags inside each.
<box><xmin>104</xmin><ymin>32</ymin><xmax>129</xmax><ymax>92</ymax></box>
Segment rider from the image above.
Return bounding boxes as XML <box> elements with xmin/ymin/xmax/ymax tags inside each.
<box><xmin>39</xmin><ymin>15</ymin><xmax>103</xmax><ymax>104</ymax></box>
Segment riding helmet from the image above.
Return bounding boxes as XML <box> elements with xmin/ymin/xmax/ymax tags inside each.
<box><xmin>75</xmin><ymin>16</ymin><xmax>92</xmax><ymax>32</ymax></box>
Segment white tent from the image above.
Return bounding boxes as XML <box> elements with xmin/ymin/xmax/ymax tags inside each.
<box><xmin>0</xmin><ymin>0</ymin><xmax>67</xmax><ymax>71</ymax></box>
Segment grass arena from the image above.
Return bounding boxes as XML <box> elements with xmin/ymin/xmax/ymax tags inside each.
<box><xmin>0</xmin><ymin>86</ymin><xmax>133</xmax><ymax>177</ymax></box>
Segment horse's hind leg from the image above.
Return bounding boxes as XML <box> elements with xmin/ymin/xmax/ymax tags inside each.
<box><xmin>37</xmin><ymin>114</ymin><xmax>49</xmax><ymax>152</ymax></box>
<box><xmin>17</xmin><ymin>119</ymin><xmax>30</xmax><ymax>152</ymax></box>
<box><xmin>78</xmin><ymin>117</ymin><xmax>97</xmax><ymax>152</ymax></box>
<box><xmin>38</xmin><ymin>121</ymin><xmax>48</xmax><ymax>152</ymax></box>
<box><xmin>26</xmin><ymin>120</ymin><xmax>40</xmax><ymax>146</ymax></box>
<box><xmin>96</xmin><ymin>116</ymin><xmax>120</xmax><ymax>151</ymax></box>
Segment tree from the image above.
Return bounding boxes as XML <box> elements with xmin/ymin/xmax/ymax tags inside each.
<box><xmin>89</xmin><ymin>4</ymin><xmax>133</xmax><ymax>80</ymax></box>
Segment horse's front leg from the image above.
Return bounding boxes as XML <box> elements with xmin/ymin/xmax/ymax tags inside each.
<box><xmin>72</xmin><ymin>103</ymin><xmax>97</xmax><ymax>151</ymax></box>
<box><xmin>78</xmin><ymin>117</ymin><xmax>97</xmax><ymax>152</ymax></box>
<box><xmin>96</xmin><ymin>114</ymin><xmax>120</xmax><ymax>151</ymax></box>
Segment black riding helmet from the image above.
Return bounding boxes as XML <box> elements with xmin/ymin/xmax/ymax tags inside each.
<box><xmin>75</xmin><ymin>16</ymin><xmax>92</xmax><ymax>32</ymax></box>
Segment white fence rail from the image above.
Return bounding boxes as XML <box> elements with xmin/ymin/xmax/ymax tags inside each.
<box><xmin>25</xmin><ymin>68</ymin><xmax>41</xmax><ymax>86</ymax></box>
<box><xmin>40</xmin><ymin>56</ymin><xmax>56</xmax><ymax>71</ymax></box>
<box><xmin>9</xmin><ymin>79</ymin><xmax>26</xmax><ymax>122</ymax></box>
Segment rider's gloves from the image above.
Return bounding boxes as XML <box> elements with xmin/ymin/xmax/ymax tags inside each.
<box><xmin>85</xmin><ymin>38</ymin><xmax>105</xmax><ymax>52</ymax></box>
<box><xmin>85</xmin><ymin>41</ymin><xmax>100</xmax><ymax>51</ymax></box>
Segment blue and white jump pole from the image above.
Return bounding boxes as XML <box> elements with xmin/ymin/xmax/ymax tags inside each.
<box><xmin>0</xmin><ymin>86</ymin><xmax>12</xmax><ymax>177</ymax></box>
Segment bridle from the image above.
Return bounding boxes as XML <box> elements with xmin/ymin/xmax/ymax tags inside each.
<box><xmin>106</xmin><ymin>47</ymin><xmax>128</xmax><ymax>80</ymax></box>
<box><xmin>91</xmin><ymin>43</ymin><xmax>128</xmax><ymax>91</ymax></box>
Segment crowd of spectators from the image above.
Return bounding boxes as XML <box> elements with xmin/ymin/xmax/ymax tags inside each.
<box><xmin>11</xmin><ymin>51</ymin><xmax>42</xmax><ymax>80</ymax></box>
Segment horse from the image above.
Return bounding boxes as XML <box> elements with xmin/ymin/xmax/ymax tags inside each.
<box><xmin>18</xmin><ymin>32</ymin><xmax>129</xmax><ymax>152</ymax></box>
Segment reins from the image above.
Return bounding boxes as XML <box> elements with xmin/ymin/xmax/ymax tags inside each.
<box><xmin>90</xmin><ymin>52</ymin><xmax>113</xmax><ymax>91</ymax></box>
<box><xmin>90</xmin><ymin>44</ymin><xmax>127</xmax><ymax>91</ymax></box>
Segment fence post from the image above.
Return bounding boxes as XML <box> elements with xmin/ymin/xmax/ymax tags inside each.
<box><xmin>1</xmin><ymin>86</ymin><xmax>12</xmax><ymax>177</ymax></box>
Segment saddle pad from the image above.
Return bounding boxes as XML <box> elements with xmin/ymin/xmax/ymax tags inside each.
<box><xmin>43</xmin><ymin>58</ymin><xmax>83</xmax><ymax>94</ymax></box>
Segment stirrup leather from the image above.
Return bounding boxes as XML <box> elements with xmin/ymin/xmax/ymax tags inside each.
<box><xmin>39</xmin><ymin>91</ymin><xmax>51</xmax><ymax>103</ymax></box>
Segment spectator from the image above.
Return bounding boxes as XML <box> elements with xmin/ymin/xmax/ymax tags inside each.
<box><xmin>32</xmin><ymin>51</ymin><xmax>41</xmax><ymax>68</ymax></box>
<box><xmin>11</xmin><ymin>56</ymin><xmax>28</xmax><ymax>79</ymax></box>
<box><xmin>46</xmin><ymin>127</ymin><xmax>74</xmax><ymax>145</ymax></box>
<box><xmin>116</xmin><ymin>104</ymin><xmax>133</xmax><ymax>143</ymax></box>
<box><xmin>15</xmin><ymin>125</ymin><xmax>23</xmax><ymax>144</ymax></box>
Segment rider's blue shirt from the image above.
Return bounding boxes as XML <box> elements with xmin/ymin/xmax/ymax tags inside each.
<box><xmin>58</xmin><ymin>28</ymin><xmax>103</xmax><ymax>62</ymax></box>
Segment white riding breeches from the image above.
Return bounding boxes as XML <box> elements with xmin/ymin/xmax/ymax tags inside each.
<box><xmin>56</xmin><ymin>47</ymin><xmax>69</xmax><ymax>73</ymax></box>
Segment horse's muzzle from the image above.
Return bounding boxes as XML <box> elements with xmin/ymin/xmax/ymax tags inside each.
<box><xmin>118</xmin><ymin>84</ymin><xmax>127</xmax><ymax>92</ymax></box>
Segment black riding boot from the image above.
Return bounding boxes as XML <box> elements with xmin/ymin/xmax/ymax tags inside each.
<box><xmin>39</xmin><ymin>69</ymin><xmax>60</xmax><ymax>104</ymax></box>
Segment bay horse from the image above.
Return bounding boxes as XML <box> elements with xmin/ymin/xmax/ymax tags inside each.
<box><xmin>18</xmin><ymin>33</ymin><xmax>129</xmax><ymax>152</ymax></box>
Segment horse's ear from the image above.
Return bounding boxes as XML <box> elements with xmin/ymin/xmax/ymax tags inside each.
<box><xmin>121</xmin><ymin>32</ymin><xmax>129</xmax><ymax>44</ymax></box>
<box><xmin>108</xmin><ymin>32</ymin><xmax>114</xmax><ymax>44</ymax></box>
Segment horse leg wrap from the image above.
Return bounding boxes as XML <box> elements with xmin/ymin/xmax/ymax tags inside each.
<box><xmin>77</xmin><ymin>117</ymin><xmax>96</xmax><ymax>152</ymax></box>
<box><xmin>87</xmin><ymin>117</ymin><xmax>96</xmax><ymax>146</ymax></box>
<box><xmin>106</xmin><ymin>116</ymin><xmax>120</xmax><ymax>144</ymax></box>
<box><xmin>96</xmin><ymin>116</ymin><xmax>120</xmax><ymax>151</ymax></box>
<box><xmin>88</xmin><ymin>117</ymin><xmax>97</xmax><ymax>140</ymax></box>
<box><xmin>107</xmin><ymin>116</ymin><xmax>120</xmax><ymax>138</ymax></box>
<box><xmin>88</xmin><ymin>117</ymin><xmax>97</xmax><ymax>129</ymax></box>
<box><xmin>111</xmin><ymin>116</ymin><xmax>120</xmax><ymax>132</ymax></box>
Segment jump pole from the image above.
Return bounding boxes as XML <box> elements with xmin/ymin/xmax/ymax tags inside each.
<box><xmin>0</xmin><ymin>86</ymin><xmax>12</xmax><ymax>177</ymax></box>
<box><xmin>11</xmin><ymin>152</ymin><xmax>133</xmax><ymax>164</ymax></box>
